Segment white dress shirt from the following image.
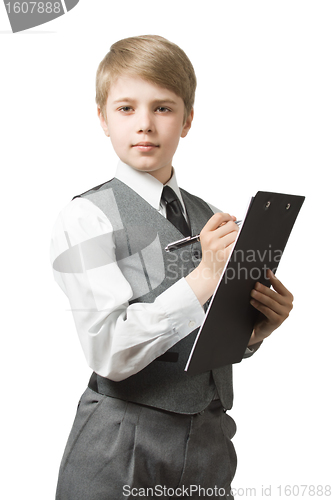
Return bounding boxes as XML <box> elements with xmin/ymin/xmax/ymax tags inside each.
<box><xmin>51</xmin><ymin>161</ymin><xmax>252</xmax><ymax>382</ymax></box>
<box><xmin>51</xmin><ymin>161</ymin><xmax>213</xmax><ymax>381</ymax></box>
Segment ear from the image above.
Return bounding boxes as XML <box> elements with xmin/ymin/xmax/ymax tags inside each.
<box><xmin>181</xmin><ymin>108</ymin><xmax>194</xmax><ymax>138</ymax></box>
<box><xmin>97</xmin><ymin>106</ymin><xmax>110</xmax><ymax>137</ymax></box>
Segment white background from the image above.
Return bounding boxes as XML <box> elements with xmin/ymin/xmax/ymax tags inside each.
<box><xmin>1</xmin><ymin>1</ymin><xmax>332</xmax><ymax>498</ymax></box>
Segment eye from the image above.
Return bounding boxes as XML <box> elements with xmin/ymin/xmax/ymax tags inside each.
<box><xmin>156</xmin><ymin>106</ymin><xmax>171</xmax><ymax>113</ymax></box>
<box><xmin>118</xmin><ymin>106</ymin><xmax>133</xmax><ymax>112</ymax></box>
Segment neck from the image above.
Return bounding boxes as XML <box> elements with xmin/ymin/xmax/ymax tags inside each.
<box><xmin>148</xmin><ymin>165</ymin><xmax>173</xmax><ymax>185</ymax></box>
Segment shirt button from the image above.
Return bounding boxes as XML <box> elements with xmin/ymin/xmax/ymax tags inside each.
<box><xmin>188</xmin><ymin>320</ymin><xmax>196</xmax><ymax>328</ymax></box>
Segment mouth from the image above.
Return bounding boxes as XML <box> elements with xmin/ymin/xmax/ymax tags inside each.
<box><xmin>132</xmin><ymin>142</ymin><xmax>159</xmax><ymax>152</ymax></box>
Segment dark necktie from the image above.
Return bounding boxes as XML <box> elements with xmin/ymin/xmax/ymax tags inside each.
<box><xmin>161</xmin><ymin>186</ymin><xmax>191</xmax><ymax>237</ymax></box>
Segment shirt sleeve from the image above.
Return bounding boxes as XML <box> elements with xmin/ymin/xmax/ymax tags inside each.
<box><xmin>50</xmin><ymin>197</ymin><xmax>205</xmax><ymax>381</ymax></box>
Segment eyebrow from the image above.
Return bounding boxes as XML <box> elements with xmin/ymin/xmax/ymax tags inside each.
<box><xmin>112</xmin><ymin>98</ymin><xmax>178</xmax><ymax>106</ymax></box>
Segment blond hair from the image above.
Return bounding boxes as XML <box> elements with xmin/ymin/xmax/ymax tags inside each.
<box><xmin>96</xmin><ymin>35</ymin><xmax>196</xmax><ymax>122</ymax></box>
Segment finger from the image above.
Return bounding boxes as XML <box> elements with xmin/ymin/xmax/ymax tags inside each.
<box><xmin>215</xmin><ymin>230</ymin><xmax>239</xmax><ymax>251</ymax></box>
<box><xmin>252</xmin><ymin>281</ymin><xmax>288</xmax><ymax>307</ymax></box>
<box><xmin>203</xmin><ymin>213</ymin><xmax>236</xmax><ymax>232</ymax></box>
<box><xmin>250</xmin><ymin>288</ymin><xmax>289</xmax><ymax>316</ymax></box>
<box><xmin>215</xmin><ymin>220</ymin><xmax>240</xmax><ymax>238</ymax></box>
<box><xmin>267</xmin><ymin>269</ymin><xmax>294</xmax><ymax>300</ymax></box>
<box><xmin>250</xmin><ymin>299</ymin><xmax>282</xmax><ymax>325</ymax></box>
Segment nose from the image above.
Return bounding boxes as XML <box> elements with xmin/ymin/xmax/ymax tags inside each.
<box><xmin>137</xmin><ymin>109</ymin><xmax>155</xmax><ymax>133</ymax></box>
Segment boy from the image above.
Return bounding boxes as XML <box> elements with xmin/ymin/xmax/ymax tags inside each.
<box><xmin>51</xmin><ymin>35</ymin><xmax>293</xmax><ymax>499</ymax></box>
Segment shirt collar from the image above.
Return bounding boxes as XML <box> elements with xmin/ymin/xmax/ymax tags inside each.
<box><xmin>115</xmin><ymin>160</ymin><xmax>186</xmax><ymax>213</ymax></box>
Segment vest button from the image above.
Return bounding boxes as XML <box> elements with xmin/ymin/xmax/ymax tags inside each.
<box><xmin>192</xmin><ymin>250</ymin><xmax>201</xmax><ymax>260</ymax></box>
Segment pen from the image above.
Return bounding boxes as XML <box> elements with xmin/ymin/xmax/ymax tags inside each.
<box><xmin>165</xmin><ymin>220</ymin><xmax>242</xmax><ymax>252</ymax></box>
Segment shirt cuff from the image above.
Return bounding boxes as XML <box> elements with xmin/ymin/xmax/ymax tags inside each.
<box><xmin>243</xmin><ymin>347</ymin><xmax>254</xmax><ymax>358</ymax></box>
<box><xmin>243</xmin><ymin>340</ymin><xmax>263</xmax><ymax>358</ymax></box>
<box><xmin>155</xmin><ymin>277</ymin><xmax>205</xmax><ymax>340</ymax></box>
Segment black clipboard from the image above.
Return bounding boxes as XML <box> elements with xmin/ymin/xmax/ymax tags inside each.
<box><xmin>185</xmin><ymin>191</ymin><xmax>305</xmax><ymax>375</ymax></box>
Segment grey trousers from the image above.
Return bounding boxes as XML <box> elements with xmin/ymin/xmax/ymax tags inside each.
<box><xmin>56</xmin><ymin>387</ymin><xmax>237</xmax><ymax>499</ymax></box>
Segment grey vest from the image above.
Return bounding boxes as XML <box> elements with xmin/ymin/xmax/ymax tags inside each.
<box><xmin>76</xmin><ymin>178</ymin><xmax>233</xmax><ymax>414</ymax></box>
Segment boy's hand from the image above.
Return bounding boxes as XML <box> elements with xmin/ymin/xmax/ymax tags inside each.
<box><xmin>248</xmin><ymin>269</ymin><xmax>294</xmax><ymax>345</ymax></box>
<box><xmin>185</xmin><ymin>212</ymin><xmax>239</xmax><ymax>305</ymax></box>
<box><xmin>199</xmin><ymin>212</ymin><xmax>239</xmax><ymax>282</ymax></box>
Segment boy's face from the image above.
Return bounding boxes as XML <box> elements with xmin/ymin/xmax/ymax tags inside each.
<box><xmin>98</xmin><ymin>76</ymin><xmax>193</xmax><ymax>184</ymax></box>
